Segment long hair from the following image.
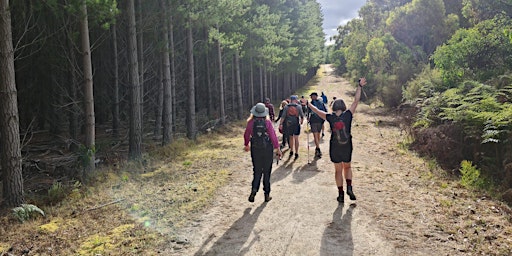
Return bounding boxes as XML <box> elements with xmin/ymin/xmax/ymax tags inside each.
<box><xmin>332</xmin><ymin>99</ymin><xmax>347</xmax><ymax>112</ymax></box>
<box><xmin>279</xmin><ymin>100</ymin><xmax>288</xmax><ymax>110</ymax></box>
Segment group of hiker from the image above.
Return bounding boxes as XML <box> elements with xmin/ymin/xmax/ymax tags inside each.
<box><xmin>243</xmin><ymin>78</ymin><xmax>367</xmax><ymax>203</ymax></box>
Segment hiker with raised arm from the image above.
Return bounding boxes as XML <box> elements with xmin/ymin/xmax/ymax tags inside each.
<box><xmin>307</xmin><ymin>78</ymin><xmax>367</xmax><ymax>203</ymax></box>
<box><xmin>308</xmin><ymin>92</ymin><xmax>327</xmax><ymax>158</ymax></box>
<box><xmin>279</xmin><ymin>95</ymin><xmax>304</xmax><ymax>160</ymax></box>
<box><xmin>244</xmin><ymin>103</ymin><xmax>283</xmax><ymax>203</ymax></box>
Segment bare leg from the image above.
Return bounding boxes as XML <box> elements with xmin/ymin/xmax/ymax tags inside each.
<box><xmin>342</xmin><ymin>162</ymin><xmax>352</xmax><ymax>180</ymax></box>
<box><xmin>313</xmin><ymin>132</ymin><xmax>320</xmax><ymax>148</ymax></box>
<box><xmin>294</xmin><ymin>135</ymin><xmax>299</xmax><ymax>154</ymax></box>
<box><xmin>334</xmin><ymin>163</ymin><xmax>343</xmax><ymax>187</ymax></box>
<box><xmin>288</xmin><ymin>135</ymin><xmax>295</xmax><ymax>153</ymax></box>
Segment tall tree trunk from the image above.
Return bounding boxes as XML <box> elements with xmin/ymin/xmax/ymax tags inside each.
<box><xmin>0</xmin><ymin>0</ymin><xmax>24</xmax><ymax>207</ymax></box>
<box><xmin>136</xmin><ymin>0</ymin><xmax>144</xmax><ymax>123</ymax></box>
<box><xmin>127</xmin><ymin>0</ymin><xmax>142</xmax><ymax>159</ymax></box>
<box><xmin>269</xmin><ymin>70</ymin><xmax>273</xmax><ymax>101</ymax></box>
<box><xmin>231</xmin><ymin>54</ymin><xmax>235</xmax><ymax>111</ymax></box>
<box><xmin>111</xmin><ymin>23</ymin><xmax>120</xmax><ymax>137</ymax></box>
<box><xmin>204</xmin><ymin>29</ymin><xmax>213</xmax><ymax>117</ymax></box>
<box><xmin>235</xmin><ymin>51</ymin><xmax>243</xmax><ymax>120</ymax></box>
<box><xmin>217</xmin><ymin>39</ymin><xmax>226</xmax><ymax>125</ymax></box>
<box><xmin>263</xmin><ymin>64</ymin><xmax>268</xmax><ymax>100</ymax></box>
<box><xmin>154</xmin><ymin>56</ymin><xmax>163</xmax><ymax>139</ymax></box>
<box><xmin>259</xmin><ymin>65</ymin><xmax>263</xmax><ymax>102</ymax></box>
<box><xmin>186</xmin><ymin>19</ymin><xmax>196</xmax><ymax>139</ymax></box>
<box><xmin>250</xmin><ymin>56</ymin><xmax>254</xmax><ymax>106</ymax></box>
<box><xmin>160</xmin><ymin>0</ymin><xmax>172</xmax><ymax>145</ymax></box>
<box><xmin>169</xmin><ymin>15</ymin><xmax>177</xmax><ymax>133</ymax></box>
<box><xmin>80</xmin><ymin>0</ymin><xmax>95</xmax><ymax>174</ymax></box>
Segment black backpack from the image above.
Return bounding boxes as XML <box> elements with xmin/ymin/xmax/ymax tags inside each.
<box><xmin>332</xmin><ymin>113</ymin><xmax>349</xmax><ymax>145</ymax></box>
<box><xmin>251</xmin><ymin>118</ymin><xmax>270</xmax><ymax>149</ymax></box>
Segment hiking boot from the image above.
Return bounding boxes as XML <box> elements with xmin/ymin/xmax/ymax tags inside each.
<box><xmin>248</xmin><ymin>192</ymin><xmax>256</xmax><ymax>202</ymax></box>
<box><xmin>315</xmin><ymin>148</ymin><xmax>322</xmax><ymax>158</ymax></box>
<box><xmin>294</xmin><ymin>153</ymin><xmax>299</xmax><ymax>160</ymax></box>
<box><xmin>337</xmin><ymin>193</ymin><xmax>344</xmax><ymax>203</ymax></box>
<box><xmin>264</xmin><ymin>194</ymin><xmax>272</xmax><ymax>202</ymax></box>
<box><xmin>347</xmin><ymin>186</ymin><xmax>357</xmax><ymax>200</ymax></box>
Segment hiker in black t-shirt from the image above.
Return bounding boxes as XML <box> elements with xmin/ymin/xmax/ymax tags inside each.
<box><xmin>307</xmin><ymin>78</ymin><xmax>367</xmax><ymax>203</ymax></box>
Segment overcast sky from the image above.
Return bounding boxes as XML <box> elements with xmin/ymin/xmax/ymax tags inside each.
<box><xmin>317</xmin><ymin>0</ymin><xmax>367</xmax><ymax>44</ymax></box>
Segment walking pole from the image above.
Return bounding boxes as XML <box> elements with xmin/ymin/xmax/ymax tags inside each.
<box><xmin>306</xmin><ymin>120</ymin><xmax>310</xmax><ymax>164</ymax></box>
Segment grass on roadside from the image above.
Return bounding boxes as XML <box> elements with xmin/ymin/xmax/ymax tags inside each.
<box><xmin>0</xmin><ymin>125</ymin><xmax>246</xmax><ymax>255</ymax></box>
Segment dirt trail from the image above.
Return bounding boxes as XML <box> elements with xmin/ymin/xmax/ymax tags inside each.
<box><xmin>171</xmin><ymin>65</ymin><xmax>511</xmax><ymax>255</ymax></box>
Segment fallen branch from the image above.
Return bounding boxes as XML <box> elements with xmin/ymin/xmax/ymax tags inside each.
<box><xmin>84</xmin><ymin>198</ymin><xmax>125</xmax><ymax>212</ymax></box>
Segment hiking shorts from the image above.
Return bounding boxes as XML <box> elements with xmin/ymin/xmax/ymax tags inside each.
<box><xmin>310</xmin><ymin>122</ymin><xmax>324</xmax><ymax>133</ymax></box>
<box><xmin>329</xmin><ymin>139</ymin><xmax>353</xmax><ymax>163</ymax></box>
<box><xmin>287</xmin><ymin>124</ymin><xmax>301</xmax><ymax>136</ymax></box>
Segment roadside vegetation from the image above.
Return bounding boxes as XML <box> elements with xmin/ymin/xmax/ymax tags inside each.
<box><xmin>0</xmin><ymin>125</ymin><xmax>244</xmax><ymax>255</ymax></box>
<box><xmin>327</xmin><ymin>0</ymin><xmax>512</xmax><ymax>203</ymax></box>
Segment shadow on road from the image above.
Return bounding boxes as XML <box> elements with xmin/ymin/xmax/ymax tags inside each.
<box><xmin>194</xmin><ymin>203</ymin><xmax>267</xmax><ymax>256</ymax></box>
<box><xmin>320</xmin><ymin>203</ymin><xmax>356</xmax><ymax>256</ymax></box>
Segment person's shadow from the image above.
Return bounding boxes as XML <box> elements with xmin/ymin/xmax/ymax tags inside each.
<box><xmin>292</xmin><ymin>157</ymin><xmax>321</xmax><ymax>183</ymax></box>
<box><xmin>194</xmin><ymin>203</ymin><xmax>267</xmax><ymax>256</ymax></box>
<box><xmin>320</xmin><ymin>203</ymin><xmax>356</xmax><ymax>256</ymax></box>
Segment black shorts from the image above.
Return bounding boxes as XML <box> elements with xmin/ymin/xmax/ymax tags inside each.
<box><xmin>329</xmin><ymin>139</ymin><xmax>353</xmax><ymax>163</ymax></box>
<box><xmin>310</xmin><ymin>122</ymin><xmax>324</xmax><ymax>133</ymax></box>
<box><xmin>287</xmin><ymin>124</ymin><xmax>301</xmax><ymax>136</ymax></box>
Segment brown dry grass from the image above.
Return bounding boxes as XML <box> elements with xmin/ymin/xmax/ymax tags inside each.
<box><xmin>0</xmin><ymin>124</ymin><xmax>246</xmax><ymax>255</ymax></box>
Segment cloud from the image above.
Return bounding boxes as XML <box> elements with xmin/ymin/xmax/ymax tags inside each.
<box><xmin>318</xmin><ymin>0</ymin><xmax>367</xmax><ymax>43</ymax></box>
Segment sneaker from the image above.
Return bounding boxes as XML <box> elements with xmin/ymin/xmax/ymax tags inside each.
<box><xmin>248</xmin><ymin>192</ymin><xmax>256</xmax><ymax>202</ymax></box>
<box><xmin>337</xmin><ymin>194</ymin><xmax>344</xmax><ymax>203</ymax></box>
<box><xmin>347</xmin><ymin>186</ymin><xmax>357</xmax><ymax>200</ymax></box>
<box><xmin>294</xmin><ymin>153</ymin><xmax>299</xmax><ymax>160</ymax></box>
<box><xmin>264</xmin><ymin>194</ymin><xmax>272</xmax><ymax>202</ymax></box>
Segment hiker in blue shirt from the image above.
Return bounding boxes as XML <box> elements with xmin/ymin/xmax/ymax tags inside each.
<box><xmin>308</xmin><ymin>78</ymin><xmax>367</xmax><ymax>203</ymax></box>
<box><xmin>308</xmin><ymin>92</ymin><xmax>327</xmax><ymax>158</ymax></box>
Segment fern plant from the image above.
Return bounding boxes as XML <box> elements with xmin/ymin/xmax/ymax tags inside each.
<box><xmin>12</xmin><ymin>204</ymin><xmax>45</xmax><ymax>223</ymax></box>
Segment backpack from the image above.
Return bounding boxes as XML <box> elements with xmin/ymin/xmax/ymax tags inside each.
<box><xmin>285</xmin><ymin>104</ymin><xmax>299</xmax><ymax>128</ymax></box>
<box><xmin>311</xmin><ymin>100</ymin><xmax>326</xmax><ymax>116</ymax></box>
<box><xmin>251</xmin><ymin>118</ymin><xmax>270</xmax><ymax>149</ymax></box>
<box><xmin>332</xmin><ymin>113</ymin><xmax>349</xmax><ymax>145</ymax></box>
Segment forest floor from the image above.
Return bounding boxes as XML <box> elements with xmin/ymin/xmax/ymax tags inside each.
<box><xmin>1</xmin><ymin>65</ymin><xmax>512</xmax><ymax>255</ymax></box>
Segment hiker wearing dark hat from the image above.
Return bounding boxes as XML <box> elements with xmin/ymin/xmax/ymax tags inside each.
<box><xmin>307</xmin><ymin>78</ymin><xmax>367</xmax><ymax>203</ymax></box>
<box><xmin>264</xmin><ymin>98</ymin><xmax>275</xmax><ymax>121</ymax></box>
<box><xmin>279</xmin><ymin>95</ymin><xmax>305</xmax><ymax>160</ymax></box>
<box><xmin>244</xmin><ymin>103</ymin><xmax>283</xmax><ymax>202</ymax></box>
<box><xmin>308</xmin><ymin>92</ymin><xmax>327</xmax><ymax>158</ymax></box>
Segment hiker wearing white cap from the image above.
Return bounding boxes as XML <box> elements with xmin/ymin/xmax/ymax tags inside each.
<box><xmin>244</xmin><ymin>103</ymin><xmax>283</xmax><ymax>202</ymax></box>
